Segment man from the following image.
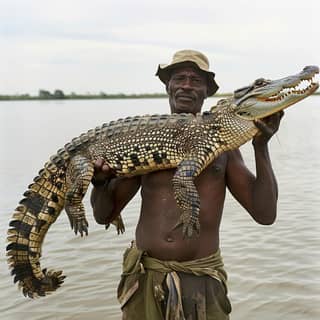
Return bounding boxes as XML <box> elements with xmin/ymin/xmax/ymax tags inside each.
<box><xmin>90</xmin><ymin>50</ymin><xmax>283</xmax><ymax>319</ymax></box>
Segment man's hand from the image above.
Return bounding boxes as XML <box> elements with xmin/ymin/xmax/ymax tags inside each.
<box><xmin>92</xmin><ymin>158</ymin><xmax>115</xmax><ymax>186</ymax></box>
<box><xmin>253</xmin><ymin>111</ymin><xmax>284</xmax><ymax>146</ymax></box>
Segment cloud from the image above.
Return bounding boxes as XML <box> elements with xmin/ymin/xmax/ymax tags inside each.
<box><xmin>1</xmin><ymin>0</ymin><xmax>319</xmax><ymax>94</ymax></box>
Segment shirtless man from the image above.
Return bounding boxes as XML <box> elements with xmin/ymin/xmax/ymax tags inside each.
<box><xmin>90</xmin><ymin>50</ymin><xmax>283</xmax><ymax>319</ymax></box>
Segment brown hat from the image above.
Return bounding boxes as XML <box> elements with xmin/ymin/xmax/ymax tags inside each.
<box><xmin>156</xmin><ymin>49</ymin><xmax>219</xmax><ymax>96</ymax></box>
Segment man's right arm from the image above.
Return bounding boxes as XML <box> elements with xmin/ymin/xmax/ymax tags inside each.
<box><xmin>90</xmin><ymin>159</ymin><xmax>141</xmax><ymax>225</ymax></box>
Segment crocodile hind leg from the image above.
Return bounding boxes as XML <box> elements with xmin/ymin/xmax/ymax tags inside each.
<box><xmin>64</xmin><ymin>155</ymin><xmax>94</xmax><ymax>236</ymax></box>
<box><xmin>172</xmin><ymin>158</ymin><xmax>202</xmax><ymax>238</ymax></box>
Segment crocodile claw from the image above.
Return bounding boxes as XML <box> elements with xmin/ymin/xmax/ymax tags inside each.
<box><xmin>18</xmin><ymin>269</ymin><xmax>66</xmax><ymax>298</ymax></box>
<box><xmin>173</xmin><ymin>214</ymin><xmax>200</xmax><ymax>238</ymax></box>
<box><xmin>70</xmin><ymin>216</ymin><xmax>88</xmax><ymax>237</ymax></box>
<box><xmin>105</xmin><ymin>215</ymin><xmax>125</xmax><ymax>234</ymax></box>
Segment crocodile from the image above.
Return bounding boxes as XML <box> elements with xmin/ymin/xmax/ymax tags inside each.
<box><xmin>6</xmin><ymin>66</ymin><xmax>319</xmax><ymax>298</ymax></box>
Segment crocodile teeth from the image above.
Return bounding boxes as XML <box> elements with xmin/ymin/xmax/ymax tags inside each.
<box><xmin>268</xmin><ymin>76</ymin><xmax>318</xmax><ymax>102</ymax></box>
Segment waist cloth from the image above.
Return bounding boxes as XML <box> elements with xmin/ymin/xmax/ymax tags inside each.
<box><xmin>117</xmin><ymin>242</ymin><xmax>231</xmax><ymax>319</ymax></box>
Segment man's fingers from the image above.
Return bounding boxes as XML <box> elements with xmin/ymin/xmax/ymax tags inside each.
<box><xmin>94</xmin><ymin>158</ymin><xmax>104</xmax><ymax>169</ymax></box>
<box><xmin>254</xmin><ymin>119</ymin><xmax>274</xmax><ymax>137</ymax></box>
<box><xmin>102</xmin><ymin>163</ymin><xmax>111</xmax><ymax>173</ymax></box>
<box><xmin>255</xmin><ymin>111</ymin><xmax>284</xmax><ymax>134</ymax></box>
<box><xmin>279</xmin><ymin>110</ymin><xmax>284</xmax><ymax>119</ymax></box>
<box><xmin>92</xmin><ymin>158</ymin><xmax>114</xmax><ymax>184</ymax></box>
<box><xmin>94</xmin><ymin>159</ymin><xmax>110</xmax><ymax>172</ymax></box>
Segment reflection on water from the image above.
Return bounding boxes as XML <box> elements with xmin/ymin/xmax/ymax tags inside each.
<box><xmin>0</xmin><ymin>97</ymin><xmax>319</xmax><ymax>320</ymax></box>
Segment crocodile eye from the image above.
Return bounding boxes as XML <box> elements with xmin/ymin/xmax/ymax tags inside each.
<box><xmin>238</xmin><ymin>111</ymin><xmax>250</xmax><ymax>116</ymax></box>
<box><xmin>254</xmin><ymin>78</ymin><xmax>266</xmax><ymax>86</ymax></box>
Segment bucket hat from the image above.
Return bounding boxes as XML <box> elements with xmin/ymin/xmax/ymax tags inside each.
<box><xmin>156</xmin><ymin>49</ymin><xmax>219</xmax><ymax>96</ymax></box>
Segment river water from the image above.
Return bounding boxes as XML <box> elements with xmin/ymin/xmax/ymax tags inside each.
<box><xmin>0</xmin><ymin>97</ymin><xmax>319</xmax><ymax>320</ymax></box>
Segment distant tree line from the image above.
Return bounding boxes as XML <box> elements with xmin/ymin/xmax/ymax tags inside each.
<box><xmin>39</xmin><ymin>89</ymin><xmax>65</xmax><ymax>99</ymax></box>
<box><xmin>0</xmin><ymin>89</ymin><xmax>171</xmax><ymax>100</ymax></box>
<box><xmin>1</xmin><ymin>89</ymin><xmax>318</xmax><ymax>101</ymax></box>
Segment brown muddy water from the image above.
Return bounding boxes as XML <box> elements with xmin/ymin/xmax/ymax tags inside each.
<box><xmin>0</xmin><ymin>97</ymin><xmax>319</xmax><ymax>320</ymax></box>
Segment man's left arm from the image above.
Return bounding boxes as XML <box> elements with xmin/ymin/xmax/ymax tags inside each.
<box><xmin>226</xmin><ymin>111</ymin><xmax>284</xmax><ymax>225</ymax></box>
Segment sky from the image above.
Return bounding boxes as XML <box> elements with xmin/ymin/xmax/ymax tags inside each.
<box><xmin>1</xmin><ymin>0</ymin><xmax>319</xmax><ymax>95</ymax></box>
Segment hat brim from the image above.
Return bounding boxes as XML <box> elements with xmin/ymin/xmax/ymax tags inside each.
<box><xmin>156</xmin><ymin>61</ymin><xmax>219</xmax><ymax>96</ymax></box>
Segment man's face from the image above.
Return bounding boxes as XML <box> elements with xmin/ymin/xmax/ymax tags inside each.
<box><xmin>166</xmin><ymin>66</ymin><xmax>208</xmax><ymax>115</ymax></box>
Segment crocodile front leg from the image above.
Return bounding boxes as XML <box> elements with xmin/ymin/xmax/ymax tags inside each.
<box><xmin>172</xmin><ymin>158</ymin><xmax>202</xmax><ymax>238</ymax></box>
<box><xmin>65</xmin><ymin>155</ymin><xmax>94</xmax><ymax>236</ymax></box>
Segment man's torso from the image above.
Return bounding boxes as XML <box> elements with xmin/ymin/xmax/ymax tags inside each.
<box><xmin>135</xmin><ymin>153</ymin><xmax>229</xmax><ymax>261</ymax></box>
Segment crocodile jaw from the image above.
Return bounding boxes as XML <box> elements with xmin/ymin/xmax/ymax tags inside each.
<box><xmin>234</xmin><ymin>66</ymin><xmax>319</xmax><ymax>120</ymax></box>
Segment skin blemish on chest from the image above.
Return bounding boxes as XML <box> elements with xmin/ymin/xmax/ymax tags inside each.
<box><xmin>212</xmin><ymin>165</ymin><xmax>221</xmax><ymax>173</ymax></box>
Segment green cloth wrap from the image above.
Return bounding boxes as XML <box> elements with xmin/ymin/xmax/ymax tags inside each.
<box><xmin>118</xmin><ymin>243</ymin><xmax>228</xmax><ymax>320</ymax></box>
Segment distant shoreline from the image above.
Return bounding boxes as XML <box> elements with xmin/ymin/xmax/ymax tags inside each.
<box><xmin>0</xmin><ymin>92</ymin><xmax>318</xmax><ymax>101</ymax></box>
<box><xmin>0</xmin><ymin>93</ymin><xmax>231</xmax><ymax>101</ymax></box>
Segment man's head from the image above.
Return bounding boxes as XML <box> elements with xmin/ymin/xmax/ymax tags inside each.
<box><xmin>156</xmin><ymin>50</ymin><xmax>219</xmax><ymax>114</ymax></box>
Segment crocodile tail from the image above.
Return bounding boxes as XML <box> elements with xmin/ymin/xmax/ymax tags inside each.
<box><xmin>6</xmin><ymin>158</ymin><xmax>68</xmax><ymax>298</ymax></box>
<box><xmin>6</xmin><ymin>127</ymin><xmax>101</xmax><ymax>297</ymax></box>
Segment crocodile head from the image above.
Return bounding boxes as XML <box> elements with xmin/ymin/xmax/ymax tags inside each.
<box><xmin>230</xmin><ymin>66</ymin><xmax>319</xmax><ymax>120</ymax></box>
